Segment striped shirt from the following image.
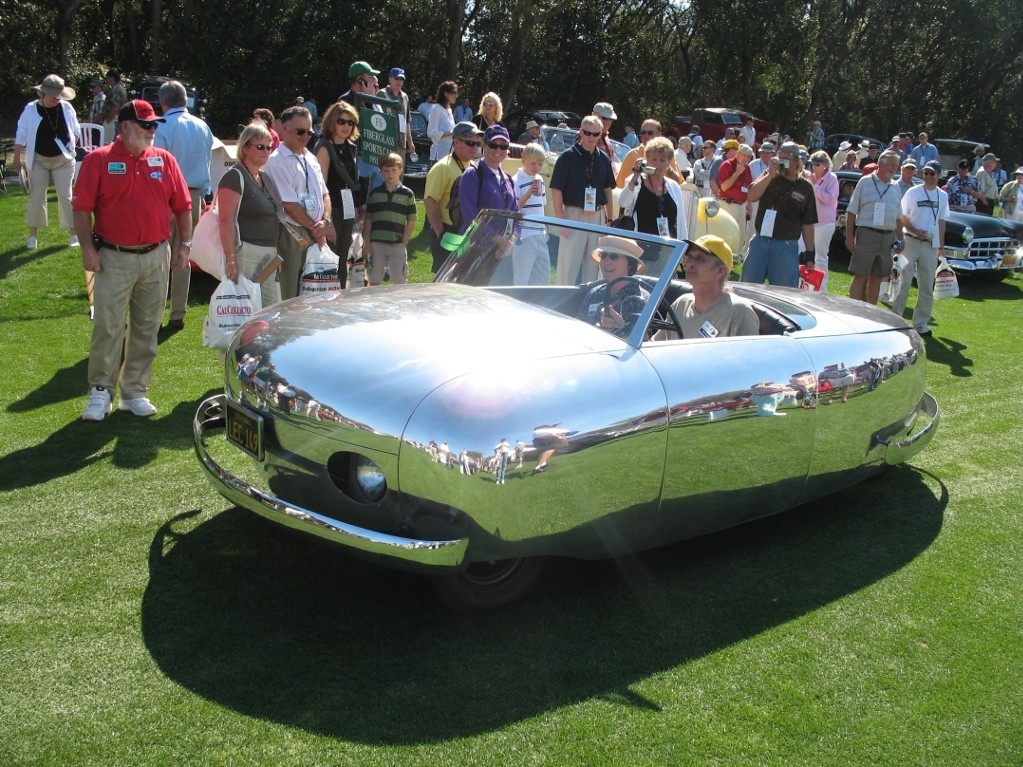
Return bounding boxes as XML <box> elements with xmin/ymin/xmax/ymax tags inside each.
<box><xmin>365</xmin><ymin>183</ymin><xmax>417</xmax><ymax>243</ymax></box>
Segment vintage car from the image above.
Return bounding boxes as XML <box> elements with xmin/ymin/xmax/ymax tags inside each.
<box><xmin>830</xmin><ymin>170</ymin><xmax>1023</xmax><ymax>278</ymax></box>
<box><xmin>131</xmin><ymin>74</ymin><xmax>205</xmax><ymax>119</ymax></box>
<box><xmin>671</xmin><ymin>107</ymin><xmax>772</xmax><ymax>145</ymax></box>
<box><xmin>194</xmin><ymin>211</ymin><xmax>939</xmax><ymax>611</ymax></box>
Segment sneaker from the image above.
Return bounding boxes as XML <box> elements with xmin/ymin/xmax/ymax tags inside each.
<box><xmin>82</xmin><ymin>386</ymin><xmax>112</xmax><ymax>421</ymax></box>
<box><xmin>69</xmin><ymin>233</ymin><xmax>80</xmax><ymax>247</ymax></box>
<box><xmin>26</xmin><ymin>236</ymin><xmax>37</xmax><ymax>250</ymax></box>
<box><xmin>119</xmin><ymin>397</ymin><xmax>158</xmax><ymax>417</ymax></box>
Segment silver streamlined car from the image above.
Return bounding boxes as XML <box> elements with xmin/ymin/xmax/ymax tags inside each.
<box><xmin>194</xmin><ymin>212</ymin><xmax>939</xmax><ymax>611</ymax></box>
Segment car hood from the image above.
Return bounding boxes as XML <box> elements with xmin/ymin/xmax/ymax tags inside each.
<box><xmin>228</xmin><ymin>285</ymin><xmax>622</xmax><ymax>442</ymax></box>
<box><xmin>949</xmin><ymin>211</ymin><xmax>1016</xmax><ymax>238</ymax></box>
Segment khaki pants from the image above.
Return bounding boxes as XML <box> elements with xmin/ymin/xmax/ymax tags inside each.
<box><xmin>88</xmin><ymin>242</ymin><xmax>170</xmax><ymax>400</ymax></box>
<box><xmin>168</xmin><ymin>188</ymin><xmax>203</xmax><ymax>321</ymax></box>
<box><xmin>719</xmin><ymin>199</ymin><xmax>748</xmax><ymax>257</ymax></box>
<box><xmin>892</xmin><ymin>236</ymin><xmax>938</xmax><ymax>327</ymax></box>
<box><xmin>277</xmin><ymin>224</ymin><xmax>313</xmax><ymax>300</ymax></box>
<box><xmin>555</xmin><ymin>207</ymin><xmax>604</xmax><ymax>285</ymax></box>
<box><xmin>26</xmin><ymin>153</ymin><xmax>75</xmax><ymax>230</ymax></box>
<box><xmin>237</xmin><ymin>241</ymin><xmax>282</xmax><ymax>307</ymax></box>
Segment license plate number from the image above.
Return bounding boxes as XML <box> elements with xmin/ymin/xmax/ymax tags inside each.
<box><xmin>226</xmin><ymin>399</ymin><xmax>264</xmax><ymax>460</ymax></box>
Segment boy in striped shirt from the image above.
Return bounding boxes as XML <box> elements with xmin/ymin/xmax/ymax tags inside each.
<box><xmin>363</xmin><ymin>152</ymin><xmax>417</xmax><ymax>285</ymax></box>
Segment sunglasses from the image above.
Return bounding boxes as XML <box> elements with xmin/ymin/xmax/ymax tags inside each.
<box><xmin>249</xmin><ymin>143</ymin><xmax>273</xmax><ymax>151</ymax></box>
<box><xmin>581</xmin><ymin>129</ymin><xmax>601</xmax><ymax>138</ymax></box>
<box><xmin>336</xmin><ymin>118</ymin><xmax>356</xmax><ymax>127</ymax></box>
<box><xmin>487</xmin><ymin>142</ymin><xmax>509</xmax><ymax>150</ymax></box>
<box><xmin>684</xmin><ymin>251</ymin><xmax>718</xmax><ymax>265</ymax></box>
<box><xmin>923</xmin><ymin>170</ymin><xmax>937</xmax><ymax>176</ymax></box>
<box><xmin>484</xmin><ymin>101</ymin><xmax>497</xmax><ymax>107</ymax></box>
<box><xmin>293</xmin><ymin>128</ymin><xmax>313</xmax><ymax>136</ymax></box>
<box><xmin>136</xmin><ymin>121</ymin><xmax>158</xmax><ymax>131</ymax></box>
<box><xmin>460</xmin><ymin>139</ymin><xmax>482</xmax><ymax>148</ymax></box>
<box><xmin>640</xmin><ymin>130</ymin><xmax>656</xmax><ymax>136</ymax></box>
<box><xmin>599</xmin><ymin>252</ymin><xmax>624</xmax><ymax>261</ymax></box>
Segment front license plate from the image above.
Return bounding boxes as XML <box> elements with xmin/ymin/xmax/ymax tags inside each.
<box><xmin>226</xmin><ymin>399</ymin><xmax>264</xmax><ymax>461</ymax></box>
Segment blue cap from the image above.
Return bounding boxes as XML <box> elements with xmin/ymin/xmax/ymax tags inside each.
<box><xmin>389</xmin><ymin>68</ymin><xmax>405</xmax><ymax>79</ymax></box>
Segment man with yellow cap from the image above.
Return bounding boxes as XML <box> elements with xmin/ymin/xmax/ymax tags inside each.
<box><xmin>655</xmin><ymin>235</ymin><xmax>759</xmax><ymax>340</ymax></box>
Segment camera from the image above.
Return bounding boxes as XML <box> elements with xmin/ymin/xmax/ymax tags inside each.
<box><xmin>778</xmin><ymin>158</ymin><xmax>790</xmax><ymax>169</ymax></box>
<box><xmin>633</xmin><ymin>160</ymin><xmax>655</xmax><ymax>177</ymax></box>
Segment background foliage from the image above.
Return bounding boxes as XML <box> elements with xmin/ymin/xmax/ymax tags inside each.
<box><xmin>1</xmin><ymin>0</ymin><xmax>1022</xmax><ymax>160</ymax></box>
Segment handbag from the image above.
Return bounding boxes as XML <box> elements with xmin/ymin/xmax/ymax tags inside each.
<box><xmin>933</xmin><ymin>256</ymin><xmax>960</xmax><ymax>300</ymax></box>
<box><xmin>202</xmin><ymin>275</ymin><xmax>262</xmax><ymax>349</ymax></box>
<box><xmin>610</xmin><ymin>177</ymin><xmax>639</xmax><ymax>230</ymax></box>
<box><xmin>190</xmin><ymin>167</ymin><xmax>245</xmax><ymax>280</ymax></box>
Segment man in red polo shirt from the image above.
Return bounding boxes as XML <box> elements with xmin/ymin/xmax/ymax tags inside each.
<box><xmin>717</xmin><ymin>143</ymin><xmax>754</xmax><ymax>257</ymax></box>
<box><xmin>73</xmin><ymin>99</ymin><xmax>193</xmax><ymax>422</ymax></box>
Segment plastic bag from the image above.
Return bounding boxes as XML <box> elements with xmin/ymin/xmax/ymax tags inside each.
<box><xmin>300</xmin><ymin>242</ymin><xmax>342</xmax><ymax>294</ymax></box>
<box><xmin>798</xmin><ymin>264</ymin><xmax>825</xmax><ymax>292</ymax></box>
<box><xmin>879</xmin><ymin>253</ymin><xmax>908</xmax><ymax>306</ymax></box>
<box><xmin>933</xmin><ymin>257</ymin><xmax>960</xmax><ymax>300</ymax></box>
<box><xmin>202</xmin><ymin>275</ymin><xmax>262</xmax><ymax>349</ymax></box>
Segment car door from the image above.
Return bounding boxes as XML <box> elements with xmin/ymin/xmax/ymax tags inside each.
<box><xmin>642</xmin><ymin>335</ymin><xmax>817</xmax><ymax>542</ymax></box>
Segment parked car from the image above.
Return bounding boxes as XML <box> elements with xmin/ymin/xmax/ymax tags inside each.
<box><xmin>829</xmin><ymin>170</ymin><xmax>1023</xmax><ymax>278</ymax></box>
<box><xmin>823</xmin><ymin>134</ymin><xmax>884</xmax><ymax>159</ymax></box>
<box><xmin>671</xmin><ymin>108</ymin><xmax>772</xmax><ymax>145</ymax></box>
<box><xmin>504</xmin><ymin>109</ymin><xmax>581</xmax><ymax>137</ymax></box>
<box><xmin>131</xmin><ymin>75</ymin><xmax>205</xmax><ymax>120</ymax></box>
<box><xmin>404</xmin><ymin>110</ymin><xmax>432</xmax><ymax>179</ymax></box>
<box><xmin>931</xmin><ymin>138</ymin><xmax>988</xmax><ymax>179</ymax></box>
<box><xmin>194</xmin><ymin>210</ymin><xmax>939</xmax><ymax>611</ymax></box>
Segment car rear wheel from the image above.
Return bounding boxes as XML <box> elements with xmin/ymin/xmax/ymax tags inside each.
<box><xmin>431</xmin><ymin>556</ymin><xmax>547</xmax><ymax>612</ymax></box>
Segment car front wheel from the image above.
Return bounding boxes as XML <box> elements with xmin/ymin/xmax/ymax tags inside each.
<box><xmin>431</xmin><ymin>556</ymin><xmax>547</xmax><ymax>612</ymax></box>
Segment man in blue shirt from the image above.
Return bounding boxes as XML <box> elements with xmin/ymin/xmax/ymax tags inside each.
<box><xmin>909</xmin><ymin>132</ymin><xmax>938</xmax><ymax>168</ymax></box>
<box><xmin>154</xmin><ymin>79</ymin><xmax>213</xmax><ymax>330</ymax></box>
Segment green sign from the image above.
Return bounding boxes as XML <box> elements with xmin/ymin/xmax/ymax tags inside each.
<box><xmin>359</xmin><ymin>107</ymin><xmax>401</xmax><ymax>167</ymax></box>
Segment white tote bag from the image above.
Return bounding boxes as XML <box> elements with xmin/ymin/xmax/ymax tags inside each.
<box><xmin>300</xmin><ymin>242</ymin><xmax>342</xmax><ymax>294</ymax></box>
<box><xmin>190</xmin><ymin>167</ymin><xmax>245</xmax><ymax>280</ymax></box>
<box><xmin>202</xmin><ymin>275</ymin><xmax>262</xmax><ymax>349</ymax></box>
<box><xmin>933</xmin><ymin>257</ymin><xmax>960</xmax><ymax>300</ymax></box>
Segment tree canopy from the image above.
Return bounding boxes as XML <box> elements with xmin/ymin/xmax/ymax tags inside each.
<box><xmin>2</xmin><ymin>0</ymin><xmax>1021</xmax><ymax>163</ymax></box>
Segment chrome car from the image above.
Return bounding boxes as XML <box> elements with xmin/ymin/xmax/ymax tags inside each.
<box><xmin>194</xmin><ymin>212</ymin><xmax>939</xmax><ymax>611</ymax></box>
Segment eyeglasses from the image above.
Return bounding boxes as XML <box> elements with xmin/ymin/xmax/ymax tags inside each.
<box><xmin>599</xmin><ymin>252</ymin><xmax>624</xmax><ymax>261</ymax></box>
<box><xmin>581</xmin><ymin>129</ymin><xmax>601</xmax><ymax>138</ymax></box>
<box><xmin>703</xmin><ymin>145</ymin><xmax>715</xmax><ymax>151</ymax></box>
<box><xmin>293</xmin><ymin>128</ymin><xmax>313</xmax><ymax>136</ymax></box>
<box><xmin>136</xmin><ymin>121</ymin><xmax>158</xmax><ymax>131</ymax></box>
<box><xmin>483</xmin><ymin>101</ymin><xmax>497</xmax><ymax>107</ymax></box>
<box><xmin>460</xmin><ymin>139</ymin><xmax>482</xmax><ymax>148</ymax></box>
<box><xmin>640</xmin><ymin>130</ymin><xmax>656</xmax><ymax>136</ymax></box>
<box><xmin>336</xmin><ymin>118</ymin><xmax>356</xmax><ymax>127</ymax></box>
<box><xmin>922</xmin><ymin>170</ymin><xmax>937</xmax><ymax>176</ymax></box>
<box><xmin>684</xmin><ymin>251</ymin><xmax>718</xmax><ymax>266</ymax></box>
<box><xmin>812</xmin><ymin>160</ymin><xmax>826</xmax><ymax>166</ymax></box>
<box><xmin>250</xmin><ymin>143</ymin><xmax>273</xmax><ymax>151</ymax></box>
<box><xmin>487</xmin><ymin>142</ymin><xmax>510</xmax><ymax>150</ymax></box>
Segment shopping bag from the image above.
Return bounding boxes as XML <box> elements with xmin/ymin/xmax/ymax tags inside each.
<box><xmin>347</xmin><ymin>229</ymin><xmax>366</xmax><ymax>289</ymax></box>
<box><xmin>202</xmin><ymin>275</ymin><xmax>262</xmax><ymax>349</ymax></box>
<box><xmin>879</xmin><ymin>253</ymin><xmax>908</xmax><ymax>306</ymax></box>
<box><xmin>300</xmin><ymin>242</ymin><xmax>342</xmax><ymax>294</ymax></box>
<box><xmin>190</xmin><ymin>204</ymin><xmax>227</xmax><ymax>279</ymax></box>
<box><xmin>933</xmin><ymin>257</ymin><xmax>960</xmax><ymax>300</ymax></box>
<box><xmin>798</xmin><ymin>264</ymin><xmax>825</xmax><ymax>292</ymax></box>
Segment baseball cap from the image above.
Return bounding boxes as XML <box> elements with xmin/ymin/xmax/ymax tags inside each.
<box><xmin>902</xmin><ymin>158</ymin><xmax>918</xmax><ymax>169</ymax></box>
<box><xmin>451</xmin><ymin>122</ymin><xmax>484</xmax><ymax>139</ymax></box>
<box><xmin>389</xmin><ymin>67</ymin><xmax>406</xmax><ymax>79</ymax></box>
<box><xmin>722</xmin><ymin>139</ymin><xmax>739</xmax><ymax>150</ymax></box>
<box><xmin>592</xmin><ymin>102</ymin><xmax>617</xmax><ymax>120</ymax></box>
<box><xmin>685</xmin><ymin>235</ymin><xmax>733</xmax><ymax>273</ymax></box>
<box><xmin>348</xmin><ymin>61</ymin><xmax>380</xmax><ymax>78</ymax></box>
<box><xmin>759</xmin><ymin>142</ymin><xmax>776</xmax><ymax>153</ymax></box>
<box><xmin>591</xmin><ymin>235</ymin><xmax>644</xmax><ymax>271</ymax></box>
<box><xmin>737</xmin><ymin>144</ymin><xmax>755</xmax><ymax>158</ymax></box>
<box><xmin>118</xmin><ymin>99</ymin><xmax>165</xmax><ymax>125</ymax></box>
<box><xmin>925</xmin><ymin>161</ymin><xmax>943</xmax><ymax>174</ymax></box>
<box><xmin>957</xmin><ymin>159</ymin><xmax>971</xmax><ymax>169</ymax></box>
<box><xmin>484</xmin><ymin>125</ymin><xmax>510</xmax><ymax>143</ymax></box>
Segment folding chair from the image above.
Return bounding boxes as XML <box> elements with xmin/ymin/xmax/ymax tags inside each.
<box><xmin>78</xmin><ymin>123</ymin><xmax>104</xmax><ymax>150</ymax></box>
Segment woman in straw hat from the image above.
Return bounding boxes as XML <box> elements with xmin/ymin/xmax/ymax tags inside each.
<box><xmin>577</xmin><ymin>234</ymin><xmax>650</xmax><ymax>335</ymax></box>
<box><xmin>12</xmin><ymin>74</ymin><xmax>81</xmax><ymax>250</ymax></box>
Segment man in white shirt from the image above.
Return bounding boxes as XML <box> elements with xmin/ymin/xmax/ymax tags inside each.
<box><xmin>895</xmin><ymin>160</ymin><xmax>948</xmax><ymax>335</ymax></box>
<box><xmin>264</xmin><ymin>106</ymin><xmax>332</xmax><ymax>299</ymax></box>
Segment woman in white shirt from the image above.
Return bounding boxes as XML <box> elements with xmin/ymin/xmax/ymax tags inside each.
<box><xmin>427</xmin><ymin>81</ymin><xmax>458</xmax><ymax>161</ymax></box>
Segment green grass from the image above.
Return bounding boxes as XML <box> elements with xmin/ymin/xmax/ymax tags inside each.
<box><xmin>1</xmin><ymin>186</ymin><xmax>1022</xmax><ymax>766</ymax></box>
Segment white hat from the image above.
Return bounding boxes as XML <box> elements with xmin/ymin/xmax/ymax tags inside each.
<box><xmin>838</xmin><ymin>140</ymin><xmax>852</xmax><ymax>152</ymax></box>
<box><xmin>33</xmin><ymin>74</ymin><xmax>75</xmax><ymax>101</ymax></box>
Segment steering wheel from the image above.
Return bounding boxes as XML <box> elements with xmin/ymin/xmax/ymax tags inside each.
<box><xmin>600</xmin><ymin>276</ymin><xmax>683</xmax><ymax>339</ymax></box>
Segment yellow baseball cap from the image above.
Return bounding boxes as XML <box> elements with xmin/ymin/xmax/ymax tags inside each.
<box><xmin>685</xmin><ymin>235</ymin><xmax>733</xmax><ymax>273</ymax></box>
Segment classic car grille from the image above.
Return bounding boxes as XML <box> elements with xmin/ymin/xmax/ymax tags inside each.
<box><xmin>963</xmin><ymin>237</ymin><xmax>1018</xmax><ymax>260</ymax></box>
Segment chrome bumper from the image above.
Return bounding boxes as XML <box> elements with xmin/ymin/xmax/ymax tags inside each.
<box><xmin>193</xmin><ymin>395</ymin><xmax>469</xmax><ymax>572</ymax></box>
<box><xmin>874</xmin><ymin>392</ymin><xmax>940</xmax><ymax>465</ymax></box>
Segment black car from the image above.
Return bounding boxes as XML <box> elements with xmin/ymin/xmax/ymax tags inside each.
<box><xmin>504</xmin><ymin>109</ymin><xmax>581</xmax><ymax>138</ymax></box>
<box><xmin>830</xmin><ymin>170</ymin><xmax>1023</xmax><ymax>278</ymax></box>
<box><xmin>131</xmin><ymin>75</ymin><xmax>205</xmax><ymax>120</ymax></box>
<box><xmin>404</xmin><ymin>110</ymin><xmax>433</xmax><ymax>180</ymax></box>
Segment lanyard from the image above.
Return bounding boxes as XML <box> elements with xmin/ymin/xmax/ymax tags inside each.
<box><xmin>297</xmin><ymin>154</ymin><xmax>311</xmax><ymax>194</ymax></box>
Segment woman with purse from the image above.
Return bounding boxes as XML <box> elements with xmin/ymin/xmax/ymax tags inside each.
<box><xmin>315</xmin><ymin>101</ymin><xmax>363</xmax><ymax>283</ymax></box>
<box><xmin>217</xmin><ymin>122</ymin><xmax>283</xmax><ymax>306</ymax></box>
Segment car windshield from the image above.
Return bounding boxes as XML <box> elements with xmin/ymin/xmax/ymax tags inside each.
<box><xmin>539</xmin><ymin>126</ymin><xmax>629</xmax><ymax>164</ymax></box>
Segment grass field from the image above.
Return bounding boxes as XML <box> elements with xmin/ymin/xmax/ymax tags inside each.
<box><xmin>1</xmin><ymin>184</ymin><xmax>1021</xmax><ymax>766</ymax></box>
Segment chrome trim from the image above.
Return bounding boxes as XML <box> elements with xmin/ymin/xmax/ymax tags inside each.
<box><xmin>875</xmin><ymin>392</ymin><xmax>940</xmax><ymax>464</ymax></box>
<box><xmin>193</xmin><ymin>395</ymin><xmax>469</xmax><ymax>571</ymax></box>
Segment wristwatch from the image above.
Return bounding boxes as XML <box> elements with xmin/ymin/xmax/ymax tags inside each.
<box><xmin>181</xmin><ymin>241</ymin><xmax>192</xmax><ymax>249</ymax></box>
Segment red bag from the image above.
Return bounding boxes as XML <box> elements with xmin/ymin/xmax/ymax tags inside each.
<box><xmin>798</xmin><ymin>264</ymin><xmax>825</xmax><ymax>292</ymax></box>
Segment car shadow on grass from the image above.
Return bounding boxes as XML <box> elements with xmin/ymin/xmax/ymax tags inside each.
<box><xmin>141</xmin><ymin>464</ymin><xmax>945</xmax><ymax>744</ymax></box>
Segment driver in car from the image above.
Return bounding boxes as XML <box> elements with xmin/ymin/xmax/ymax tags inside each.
<box><xmin>578</xmin><ymin>235</ymin><xmax>649</xmax><ymax>335</ymax></box>
<box><xmin>654</xmin><ymin>235</ymin><xmax>759</xmax><ymax>340</ymax></box>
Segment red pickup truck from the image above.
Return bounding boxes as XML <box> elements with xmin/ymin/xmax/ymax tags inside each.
<box><xmin>671</xmin><ymin>107</ymin><xmax>772</xmax><ymax>145</ymax></box>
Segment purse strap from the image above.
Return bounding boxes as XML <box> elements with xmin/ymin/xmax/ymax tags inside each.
<box><xmin>316</xmin><ymin>138</ymin><xmax>361</xmax><ymax>192</ymax></box>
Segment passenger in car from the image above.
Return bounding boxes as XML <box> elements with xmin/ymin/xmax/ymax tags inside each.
<box><xmin>654</xmin><ymin>235</ymin><xmax>759</xmax><ymax>340</ymax></box>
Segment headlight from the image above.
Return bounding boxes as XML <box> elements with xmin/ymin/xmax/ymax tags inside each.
<box><xmin>962</xmin><ymin>226</ymin><xmax>974</xmax><ymax>244</ymax></box>
<box><xmin>705</xmin><ymin>199</ymin><xmax>720</xmax><ymax>217</ymax></box>
<box><xmin>355</xmin><ymin>456</ymin><xmax>387</xmax><ymax>503</ymax></box>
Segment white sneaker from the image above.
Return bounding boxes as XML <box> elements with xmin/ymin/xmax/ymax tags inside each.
<box><xmin>82</xmin><ymin>386</ymin><xmax>112</xmax><ymax>421</ymax></box>
<box><xmin>26</xmin><ymin>236</ymin><xmax>37</xmax><ymax>249</ymax></box>
<box><xmin>119</xmin><ymin>397</ymin><xmax>158</xmax><ymax>417</ymax></box>
<box><xmin>69</xmin><ymin>233</ymin><xmax>80</xmax><ymax>247</ymax></box>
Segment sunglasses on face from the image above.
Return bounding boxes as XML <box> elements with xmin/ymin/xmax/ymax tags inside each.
<box><xmin>923</xmin><ymin>170</ymin><xmax>937</xmax><ymax>176</ymax></box>
<box><xmin>599</xmin><ymin>252</ymin><xmax>624</xmax><ymax>261</ymax></box>
<box><xmin>249</xmin><ymin>143</ymin><xmax>273</xmax><ymax>151</ymax></box>
<box><xmin>487</xmin><ymin>142</ymin><xmax>509</xmax><ymax>150</ymax></box>
<box><xmin>293</xmin><ymin>127</ymin><xmax>313</xmax><ymax>136</ymax></box>
<box><xmin>336</xmin><ymin>118</ymin><xmax>356</xmax><ymax>127</ymax></box>
<box><xmin>484</xmin><ymin>101</ymin><xmax>496</xmax><ymax>107</ymax></box>
<box><xmin>460</xmin><ymin>139</ymin><xmax>482</xmax><ymax>148</ymax></box>
<box><xmin>640</xmin><ymin>130</ymin><xmax>656</xmax><ymax>136</ymax></box>
<box><xmin>136</xmin><ymin>121</ymin><xmax>158</xmax><ymax>131</ymax></box>
<box><xmin>684</xmin><ymin>251</ymin><xmax>718</xmax><ymax>266</ymax></box>
<box><xmin>581</xmin><ymin>129</ymin><xmax>601</xmax><ymax>138</ymax></box>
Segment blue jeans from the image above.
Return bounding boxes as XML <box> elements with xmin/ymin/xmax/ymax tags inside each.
<box><xmin>740</xmin><ymin>235</ymin><xmax>799</xmax><ymax>287</ymax></box>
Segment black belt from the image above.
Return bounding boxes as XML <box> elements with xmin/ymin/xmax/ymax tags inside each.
<box><xmin>97</xmin><ymin>239</ymin><xmax>163</xmax><ymax>254</ymax></box>
<box><xmin>856</xmin><ymin>226</ymin><xmax>893</xmax><ymax>234</ymax></box>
